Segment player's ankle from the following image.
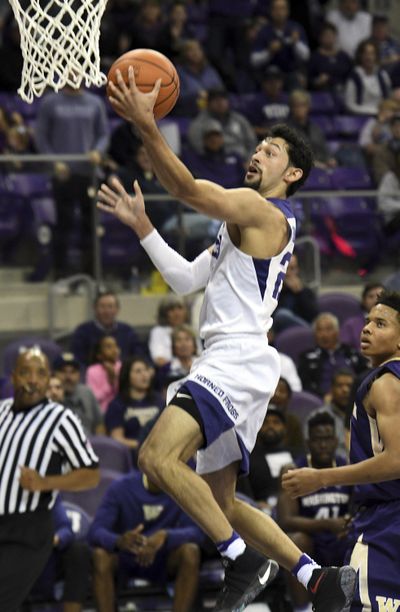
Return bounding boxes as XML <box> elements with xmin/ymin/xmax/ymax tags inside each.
<box><xmin>291</xmin><ymin>553</ymin><xmax>320</xmax><ymax>588</ymax></box>
<box><xmin>216</xmin><ymin>531</ymin><xmax>246</xmax><ymax>561</ymax></box>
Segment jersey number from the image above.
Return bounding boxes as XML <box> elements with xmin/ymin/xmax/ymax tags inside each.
<box><xmin>272</xmin><ymin>252</ymin><xmax>292</xmax><ymax>300</ymax></box>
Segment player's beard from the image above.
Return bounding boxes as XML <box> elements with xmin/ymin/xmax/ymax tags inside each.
<box><xmin>244</xmin><ymin>175</ymin><xmax>262</xmax><ymax>191</ymax></box>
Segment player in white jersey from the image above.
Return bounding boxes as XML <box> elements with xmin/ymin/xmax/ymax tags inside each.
<box><xmin>97</xmin><ymin>70</ymin><xmax>356</xmax><ymax>612</ymax></box>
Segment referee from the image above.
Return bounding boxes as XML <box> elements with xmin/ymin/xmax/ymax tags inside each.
<box><xmin>0</xmin><ymin>347</ymin><xmax>100</xmax><ymax>611</ymax></box>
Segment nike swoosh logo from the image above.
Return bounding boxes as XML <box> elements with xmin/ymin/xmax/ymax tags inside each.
<box><xmin>176</xmin><ymin>393</ymin><xmax>192</xmax><ymax>399</ymax></box>
<box><xmin>310</xmin><ymin>572</ymin><xmax>325</xmax><ymax>595</ymax></box>
<box><xmin>258</xmin><ymin>564</ymin><xmax>272</xmax><ymax>586</ymax></box>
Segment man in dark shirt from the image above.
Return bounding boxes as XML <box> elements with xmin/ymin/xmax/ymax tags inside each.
<box><xmin>237</xmin><ymin>406</ymin><xmax>293</xmax><ymax>516</ymax></box>
<box><xmin>70</xmin><ymin>290</ymin><xmax>142</xmax><ymax>367</ymax></box>
<box><xmin>88</xmin><ymin>470</ymin><xmax>204</xmax><ymax>612</ymax></box>
<box><xmin>298</xmin><ymin>312</ymin><xmax>368</xmax><ymax>398</ymax></box>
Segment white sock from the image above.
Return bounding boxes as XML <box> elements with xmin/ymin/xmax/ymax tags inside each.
<box><xmin>296</xmin><ymin>561</ymin><xmax>320</xmax><ymax>588</ymax></box>
<box><xmin>222</xmin><ymin>537</ymin><xmax>246</xmax><ymax>561</ymax></box>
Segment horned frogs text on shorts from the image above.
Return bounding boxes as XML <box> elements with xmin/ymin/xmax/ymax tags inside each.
<box><xmin>167</xmin><ymin>198</ymin><xmax>296</xmax><ymax>475</ymax></box>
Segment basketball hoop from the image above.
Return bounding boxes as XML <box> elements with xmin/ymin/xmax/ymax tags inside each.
<box><xmin>8</xmin><ymin>0</ymin><xmax>108</xmax><ymax>103</ymax></box>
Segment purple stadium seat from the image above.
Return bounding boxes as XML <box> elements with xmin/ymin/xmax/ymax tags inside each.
<box><xmin>311</xmin><ymin>115</ymin><xmax>336</xmax><ymax>138</ymax></box>
<box><xmin>303</xmin><ymin>167</ymin><xmax>331</xmax><ymax>191</ymax></box>
<box><xmin>318</xmin><ymin>292</ymin><xmax>361</xmax><ymax>324</ymax></box>
<box><xmin>333</xmin><ymin>115</ymin><xmax>370</xmax><ymax>139</ymax></box>
<box><xmin>310</xmin><ymin>92</ymin><xmax>337</xmax><ymax>115</ymax></box>
<box><xmin>310</xmin><ymin>196</ymin><xmax>382</xmax><ymax>260</ymax></box>
<box><xmin>61</xmin><ymin>469</ymin><xmax>119</xmax><ymax>518</ymax></box>
<box><xmin>329</xmin><ymin>167</ymin><xmax>373</xmax><ymax>190</ymax></box>
<box><xmin>287</xmin><ymin>390</ymin><xmax>323</xmax><ymax>422</ymax></box>
<box><xmin>89</xmin><ymin>435</ymin><xmax>133</xmax><ymax>473</ymax></box>
<box><xmin>274</xmin><ymin>326</ymin><xmax>315</xmax><ymax>366</ymax></box>
<box><xmin>2</xmin><ymin>336</ymin><xmax>62</xmax><ymax>376</ymax></box>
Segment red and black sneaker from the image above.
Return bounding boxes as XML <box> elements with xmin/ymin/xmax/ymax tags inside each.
<box><xmin>308</xmin><ymin>566</ymin><xmax>357</xmax><ymax>612</ymax></box>
<box><xmin>214</xmin><ymin>546</ymin><xmax>279</xmax><ymax>612</ymax></box>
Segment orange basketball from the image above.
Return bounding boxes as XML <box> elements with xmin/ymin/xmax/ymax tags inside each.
<box><xmin>107</xmin><ymin>48</ymin><xmax>180</xmax><ymax>120</ymax></box>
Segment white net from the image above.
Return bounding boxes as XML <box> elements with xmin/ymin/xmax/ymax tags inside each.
<box><xmin>9</xmin><ymin>0</ymin><xmax>108</xmax><ymax>103</ymax></box>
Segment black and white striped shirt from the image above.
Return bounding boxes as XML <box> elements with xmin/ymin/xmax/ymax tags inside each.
<box><xmin>0</xmin><ymin>398</ymin><xmax>99</xmax><ymax>515</ymax></box>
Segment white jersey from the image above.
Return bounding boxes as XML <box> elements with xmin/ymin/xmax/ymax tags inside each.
<box><xmin>199</xmin><ymin>198</ymin><xmax>296</xmax><ymax>345</ymax></box>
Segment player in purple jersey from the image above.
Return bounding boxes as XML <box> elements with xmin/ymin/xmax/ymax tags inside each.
<box><xmin>97</xmin><ymin>70</ymin><xmax>355</xmax><ymax>612</ymax></box>
<box><xmin>283</xmin><ymin>290</ymin><xmax>400</xmax><ymax>611</ymax></box>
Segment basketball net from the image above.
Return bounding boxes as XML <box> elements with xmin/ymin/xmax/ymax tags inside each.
<box><xmin>9</xmin><ymin>0</ymin><xmax>108</xmax><ymax>103</ymax></box>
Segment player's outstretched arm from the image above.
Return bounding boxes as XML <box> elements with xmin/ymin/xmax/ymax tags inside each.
<box><xmin>97</xmin><ymin>175</ymin><xmax>212</xmax><ymax>295</ymax></box>
<box><xmin>282</xmin><ymin>374</ymin><xmax>400</xmax><ymax>498</ymax></box>
<box><xmin>108</xmin><ymin>69</ymin><xmax>276</xmax><ymax>228</ymax></box>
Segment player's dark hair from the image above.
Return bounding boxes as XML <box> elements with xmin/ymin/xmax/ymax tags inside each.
<box><xmin>376</xmin><ymin>290</ymin><xmax>400</xmax><ymax>322</ymax></box>
<box><xmin>307</xmin><ymin>410</ymin><xmax>335</xmax><ymax>436</ymax></box>
<box><xmin>267</xmin><ymin>124</ymin><xmax>314</xmax><ymax>196</ymax></box>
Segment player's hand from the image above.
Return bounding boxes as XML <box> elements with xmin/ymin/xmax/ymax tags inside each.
<box><xmin>135</xmin><ymin>530</ymin><xmax>167</xmax><ymax>567</ymax></box>
<box><xmin>108</xmin><ymin>66</ymin><xmax>162</xmax><ymax>127</ymax></box>
<box><xmin>19</xmin><ymin>466</ymin><xmax>47</xmax><ymax>491</ymax></box>
<box><xmin>116</xmin><ymin>524</ymin><xmax>146</xmax><ymax>553</ymax></box>
<box><xmin>97</xmin><ymin>175</ymin><xmax>152</xmax><ymax>238</ymax></box>
<box><xmin>282</xmin><ymin>467</ymin><xmax>323</xmax><ymax>498</ymax></box>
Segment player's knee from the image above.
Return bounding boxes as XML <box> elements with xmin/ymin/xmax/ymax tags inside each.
<box><xmin>138</xmin><ymin>443</ymin><xmax>163</xmax><ymax>481</ymax></box>
<box><xmin>92</xmin><ymin>547</ymin><xmax>114</xmax><ymax>575</ymax></box>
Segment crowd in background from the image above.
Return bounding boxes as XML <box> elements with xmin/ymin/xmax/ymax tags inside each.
<box><xmin>0</xmin><ymin>0</ymin><xmax>399</xmax><ymax>281</ymax></box>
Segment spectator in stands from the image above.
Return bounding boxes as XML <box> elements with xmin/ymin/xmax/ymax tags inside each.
<box><xmin>321</xmin><ymin>368</ymin><xmax>355</xmax><ymax>458</ymax></box>
<box><xmin>374</xmin><ymin>113</ymin><xmax>400</xmax><ymax>237</ymax></box>
<box><xmin>158</xmin><ymin>324</ymin><xmax>198</xmax><ymax>392</ymax></box>
<box><xmin>182</xmin><ymin>120</ymin><xmax>245</xmax><ymax>188</ymax></box>
<box><xmin>368</xmin><ymin>14</ymin><xmax>400</xmax><ymax>77</ymax></box>
<box><xmin>53</xmin><ymin>352</ymin><xmax>104</xmax><ymax>435</ymax></box>
<box><xmin>148</xmin><ymin>296</ymin><xmax>188</xmax><ymax>367</ymax></box>
<box><xmin>359</xmin><ymin>98</ymin><xmax>400</xmax><ymax>166</ymax></box>
<box><xmin>273</xmin><ymin>252</ymin><xmax>319</xmax><ymax>333</ymax></box>
<box><xmin>175</xmin><ymin>39</ymin><xmax>224</xmax><ymax>117</ymax></box>
<box><xmin>344</xmin><ymin>40</ymin><xmax>392</xmax><ymax>116</ymax></box>
<box><xmin>308</xmin><ymin>21</ymin><xmax>353</xmax><ymax>94</ymax></box>
<box><xmin>270</xmin><ymin>377</ymin><xmax>305</xmax><ymax>458</ymax></box>
<box><xmin>298</xmin><ymin>312</ymin><xmax>368</xmax><ymax>398</ymax></box>
<box><xmin>47</xmin><ymin>374</ymin><xmax>65</xmax><ymax>404</ymax></box>
<box><xmin>340</xmin><ymin>282</ymin><xmax>384</xmax><ymax>349</ymax></box>
<box><xmin>70</xmin><ymin>290</ymin><xmax>142</xmax><ymax>367</ymax></box>
<box><xmin>287</xmin><ymin>90</ymin><xmax>337</xmax><ymax>169</ymax></box>
<box><xmin>88</xmin><ymin>470</ymin><xmax>204</xmax><ymax>612</ymax></box>
<box><xmin>118</xmin><ymin>144</ymin><xmax>177</xmax><ymax>229</ymax></box>
<box><xmin>0</xmin><ymin>14</ymin><xmax>23</xmax><ymax>91</ymax></box>
<box><xmin>85</xmin><ymin>335</ymin><xmax>122</xmax><ymax>413</ymax></box>
<box><xmin>205</xmin><ymin>0</ymin><xmax>255</xmax><ymax>92</ymax></box>
<box><xmin>267</xmin><ymin>330</ymin><xmax>303</xmax><ymax>392</ymax></box>
<box><xmin>237</xmin><ymin>406</ymin><xmax>293</xmax><ymax>516</ymax></box>
<box><xmin>250</xmin><ymin>0</ymin><xmax>310</xmax><ymax>88</ymax></box>
<box><xmin>127</xmin><ymin>0</ymin><xmax>164</xmax><ymax>51</ymax></box>
<box><xmin>277</xmin><ymin>410</ymin><xmax>351</xmax><ymax>612</ymax></box>
<box><xmin>105</xmin><ymin>356</ymin><xmax>163</xmax><ymax>453</ymax></box>
<box><xmin>326</xmin><ymin>0</ymin><xmax>372</xmax><ymax>58</ymax></box>
<box><xmin>34</xmin><ymin>84</ymin><xmax>109</xmax><ymax>278</ymax></box>
<box><xmin>157</xmin><ymin>2</ymin><xmax>197</xmax><ymax>63</ymax></box>
<box><xmin>244</xmin><ymin>65</ymin><xmax>290</xmax><ymax>137</ymax></box>
<box><xmin>28</xmin><ymin>496</ymin><xmax>91</xmax><ymax>612</ymax></box>
<box><xmin>187</xmin><ymin>87</ymin><xmax>257</xmax><ymax>160</ymax></box>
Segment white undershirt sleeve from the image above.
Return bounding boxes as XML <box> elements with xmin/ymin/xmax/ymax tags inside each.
<box><xmin>140</xmin><ymin>229</ymin><xmax>212</xmax><ymax>295</ymax></box>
